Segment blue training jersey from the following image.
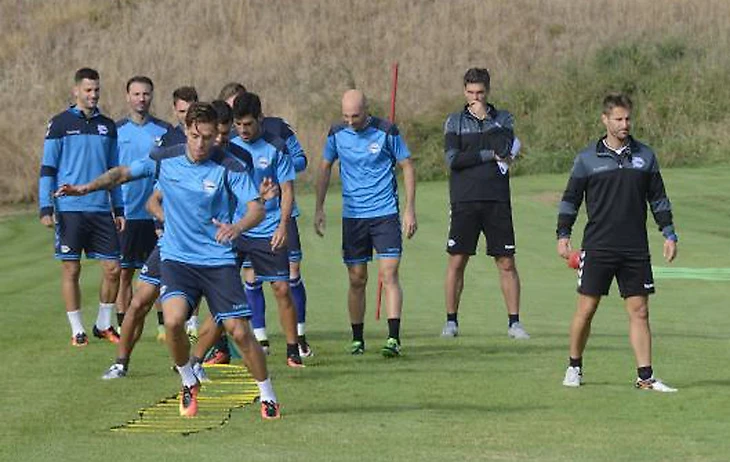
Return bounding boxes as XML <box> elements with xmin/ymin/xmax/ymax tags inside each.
<box><xmin>159</xmin><ymin>124</ymin><xmax>186</xmax><ymax>147</ymax></box>
<box><xmin>230</xmin><ymin>132</ymin><xmax>295</xmax><ymax>238</ymax></box>
<box><xmin>39</xmin><ymin>106</ymin><xmax>123</xmax><ymax>217</ymax></box>
<box><xmin>323</xmin><ymin>116</ymin><xmax>411</xmax><ymax>218</ymax></box>
<box><xmin>116</xmin><ymin>116</ymin><xmax>172</xmax><ymax>220</ymax></box>
<box><xmin>128</xmin><ymin>144</ymin><xmax>259</xmax><ymax>266</ymax></box>
<box><xmin>233</xmin><ymin>116</ymin><xmax>306</xmax><ymax>218</ymax></box>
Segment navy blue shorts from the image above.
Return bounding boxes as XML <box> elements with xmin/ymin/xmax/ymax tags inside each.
<box><xmin>138</xmin><ymin>246</ymin><xmax>162</xmax><ymax>286</ymax></box>
<box><xmin>342</xmin><ymin>214</ymin><xmax>402</xmax><ymax>265</ymax></box>
<box><xmin>159</xmin><ymin>260</ymin><xmax>250</xmax><ymax>324</ymax></box>
<box><xmin>447</xmin><ymin>201</ymin><xmax>516</xmax><ymax>256</ymax></box>
<box><xmin>54</xmin><ymin>212</ymin><xmax>120</xmax><ymax>261</ymax></box>
<box><xmin>577</xmin><ymin>250</ymin><xmax>655</xmax><ymax>298</ymax></box>
<box><xmin>234</xmin><ymin>236</ymin><xmax>290</xmax><ymax>282</ymax></box>
<box><xmin>120</xmin><ymin>219</ymin><xmax>158</xmax><ymax>269</ymax></box>
<box><xmin>288</xmin><ymin>217</ymin><xmax>303</xmax><ymax>263</ymax></box>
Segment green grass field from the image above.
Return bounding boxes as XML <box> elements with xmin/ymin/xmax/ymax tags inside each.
<box><xmin>2</xmin><ymin>167</ymin><xmax>729</xmax><ymax>461</ymax></box>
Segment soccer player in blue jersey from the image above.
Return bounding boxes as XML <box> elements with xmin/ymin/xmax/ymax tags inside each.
<box><xmin>158</xmin><ymin>85</ymin><xmax>202</xmax><ymax>339</ymax></box>
<box><xmin>228</xmin><ymin>92</ymin><xmax>303</xmax><ymax>367</ymax></box>
<box><xmin>115</xmin><ymin>76</ymin><xmax>172</xmax><ymax>332</ymax></box>
<box><xmin>159</xmin><ymin>86</ymin><xmax>197</xmax><ymax>147</ymax></box>
<box><xmin>315</xmin><ymin>89</ymin><xmax>417</xmax><ymax>357</ymax></box>
<box><xmin>38</xmin><ymin>67</ymin><xmax>123</xmax><ymax>346</ymax></box>
<box><xmin>57</xmin><ymin>102</ymin><xmax>282</xmax><ymax>419</ymax></box>
<box><xmin>216</xmin><ymin>83</ymin><xmax>312</xmax><ymax>358</ymax></box>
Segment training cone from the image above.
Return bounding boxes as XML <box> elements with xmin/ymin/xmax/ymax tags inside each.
<box><xmin>567</xmin><ymin>250</ymin><xmax>581</xmax><ymax>270</ymax></box>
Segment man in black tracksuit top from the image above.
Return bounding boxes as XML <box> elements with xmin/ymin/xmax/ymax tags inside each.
<box><xmin>441</xmin><ymin>68</ymin><xmax>529</xmax><ymax>340</ymax></box>
<box><xmin>557</xmin><ymin>93</ymin><xmax>678</xmax><ymax>392</ymax></box>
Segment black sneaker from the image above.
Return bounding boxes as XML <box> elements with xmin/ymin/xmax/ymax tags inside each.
<box><xmin>71</xmin><ymin>332</ymin><xmax>88</xmax><ymax>347</ymax></box>
<box><xmin>297</xmin><ymin>335</ymin><xmax>313</xmax><ymax>357</ymax></box>
<box><xmin>92</xmin><ymin>325</ymin><xmax>120</xmax><ymax>344</ymax></box>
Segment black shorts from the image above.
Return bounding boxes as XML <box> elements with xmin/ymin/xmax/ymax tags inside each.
<box><xmin>577</xmin><ymin>250</ymin><xmax>655</xmax><ymax>298</ymax></box>
<box><xmin>287</xmin><ymin>217</ymin><xmax>303</xmax><ymax>263</ymax></box>
<box><xmin>446</xmin><ymin>201</ymin><xmax>515</xmax><ymax>256</ymax></box>
<box><xmin>160</xmin><ymin>260</ymin><xmax>249</xmax><ymax>324</ymax></box>
<box><xmin>54</xmin><ymin>212</ymin><xmax>120</xmax><ymax>261</ymax></box>
<box><xmin>138</xmin><ymin>246</ymin><xmax>162</xmax><ymax>286</ymax></box>
<box><xmin>120</xmin><ymin>219</ymin><xmax>158</xmax><ymax>269</ymax></box>
<box><xmin>342</xmin><ymin>214</ymin><xmax>402</xmax><ymax>265</ymax></box>
<box><xmin>234</xmin><ymin>236</ymin><xmax>290</xmax><ymax>282</ymax></box>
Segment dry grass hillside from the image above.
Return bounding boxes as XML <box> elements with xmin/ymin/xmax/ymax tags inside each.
<box><xmin>2</xmin><ymin>0</ymin><xmax>729</xmax><ymax>203</ymax></box>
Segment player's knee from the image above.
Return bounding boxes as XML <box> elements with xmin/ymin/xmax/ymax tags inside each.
<box><xmin>379</xmin><ymin>268</ymin><xmax>400</xmax><ymax>287</ymax></box>
<box><xmin>270</xmin><ymin>280</ymin><xmax>290</xmax><ymax>298</ymax></box>
<box><xmin>349</xmin><ymin>273</ymin><xmax>368</xmax><ymax>290</ymax></box>
<box><xmin>61</xmin><ymin>262</ymin><xmax>81</xmax><ymax>280</ymax></box>
<box><xmin>103</xmin><ymin>262</ymin><xmax>121</xmax><ymax>280</ymax></box>
<box><xmin>630</xmin><ymin>304</ymin><xmax>649</xmax><ymax>321</ymax></box>
<box><xmin>495</xmin><ymin>256</ymin><xmax>517</xmax><ymax>273</ymax></box>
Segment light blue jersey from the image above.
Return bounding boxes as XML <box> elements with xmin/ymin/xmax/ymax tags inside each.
<box><xmin>323</xmin><ymin>116</ymin><xmax>411</xmax><ymax>218</ymax></box>
<box><xmin>39</xmin><ymin>106</ymin><xmax>123</xmax><ymax>217</ymax></box>
<box><xmin>128</xmin><ymin>144</ymin><xmax>259</xmax><ymax>266</ymax></box>
<box><xmin>116</xmin><ymin>116</ymin><xmax>172</xmax><ymax>220</ymax></box>
<box><xmin>230</xmin><ymin>133</ymin><xmax>295</xmax><ymax>238</ymax></box>
<box><xmin>232</xmin><ymin>116</ymin><xmax>306</xmax><ymax>218</ymax></box>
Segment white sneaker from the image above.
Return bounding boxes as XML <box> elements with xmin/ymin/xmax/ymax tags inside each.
<box><xmin>192</xmin><ymin>361</ymin><xmax>211</xmax><ymax>383</ymax></box>
<box><xmin>563</xmin><ymin>366</ymin><xmax>582</xmax><ymax>387</ymax></box>
<box><xmin>102</xmin><ymin>363</ymin><xmax>127</xmax><ymax>380</ymax></box>
<box><xmin>507</xmin><ymin>322</ymin><xmax>530</xmax><ymax>339</ymax></box>
<box><xmin>635</xmin><ymin>376</ymin><xmax>677</xmax><ymax>393</ymax></box>
<box><xmin>441</xmin><ymin>321</ymin><xmax>459</xmax><ymax>337</ymax></box>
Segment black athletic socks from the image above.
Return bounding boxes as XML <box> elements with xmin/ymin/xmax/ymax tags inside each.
<box><xmin>569</xmin><ymin>357</ymin><xmax>583</xmax><ymax>368</ymax></box>
<box><xmin>117</xmin><ymin>312</ymin><xmax>125</xmax><ymax>327</ymax></box>
<box><xmin>387</xmin><ymin>318</ymin><xmax>401</xmax><ymax>341</ymax></box>
<box><xmin>447</xmin><ymin>313</ymin><xmax>458</xmax><ymax>324</ymax></box>
<box><xmin>508</xmin><ymin>314</ymin><xmax>520</xmax><ymax>327</ymax></box>
<box><xmin>638</xmin><ymin>366</ymin><xmax>653</xmax><ymax>380</ymax></box>
<box><xmin>351</xmin><ymin>323</ymin><xmax>364</xmax><ymax>342</ymax></box>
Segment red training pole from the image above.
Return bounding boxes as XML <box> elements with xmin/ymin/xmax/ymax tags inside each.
<box><xmin>376</xmin><ymin>62</ymin><xmax>399</xmax><ymax>321</ymax></box>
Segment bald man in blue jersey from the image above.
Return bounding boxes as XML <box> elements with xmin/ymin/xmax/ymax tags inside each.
<box><xmin>57</xmin><ymin>103</ymin><xmax>282</xmax><ymax>419</ymax></box>
<box><xmin>315</xmin><ymin>90</ymin><xmax>417</xmax><ymax>357</ymax></box>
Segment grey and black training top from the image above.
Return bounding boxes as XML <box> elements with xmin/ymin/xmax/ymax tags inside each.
<box><xmin>444</xmin><ymin>104</ymin><xmax>515</xmax><ymax>204</ymax></box>
<box><xmin>556</xmin><ymin>137</ymin><xmax>676</xmax><ymax>253</ymax></box>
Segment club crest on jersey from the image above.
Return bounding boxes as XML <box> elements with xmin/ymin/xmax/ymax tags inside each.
<box><xmin>97</xmin><ymin>124</ymin><xmax>108</xmax><ymax>135</ymax></box>
<box><xmin>202</xmin><ymin>179</ymin><xmax>217</xmax><ymax>194</ymax></box>
<box><xmin>368</xmin><ymin>142</ymin><xmax>380</xmax><ymax>154</ymax></box>
<box><xmin>154</xmin><ymin>137</ymin><xmax>163</xmax><ymax>147</ymax></box>
<box><xmin>631</xmin><ymin>157</ymin><xmax>645</xmax><ymax>169</ymax></box>
<box><xmin>257</xmin><ymin>157</ymin><xmax>270</xmax><ymax>169</ymax></box>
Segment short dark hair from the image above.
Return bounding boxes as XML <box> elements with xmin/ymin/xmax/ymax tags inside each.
<box><xmin>463</xmin><ymin>67</ymin><xmax>490</xmax><ymax>89</ymax></box>
<box><xmin>218</xmin><ymin>82</ymin><xmax>247</xmax><ymax>101</ymax></box>
<box><xmin>602</xmin><ymin>92</ymin><xmax>633</xmax><ymax>114</ymax></box>
<box><xmin>184</xmin><ymin>102</ymin><xmax>218</xmax><ymax>127</ymax></box>
<box><xmin>74</xmin><ymin>67</ymin><xmax>100</xmax><ymax>83</ymax></box>
<box><xmin>211</xmin><ymin>100</ymin><xmax>233</xmax><ymax>125</ymax></box>
<box><xmin>172</xmin><ymin>86</ymin><xmax>199</xmax><ymax>104</ymax></box>
<box><xmin>126</xmin><ymin>75</ymin><xmax>154</xmax><ymax>93</ymax></box>
<box><xmin>231</xmin><ymin>92</ymin><xmax>262</xmax><ymax>119</ymax></box>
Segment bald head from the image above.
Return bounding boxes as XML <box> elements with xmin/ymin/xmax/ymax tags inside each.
<box><xmin>341</xmin><ymin>89</ymin><xmax>369</xmax><ymax>131</ymax></box>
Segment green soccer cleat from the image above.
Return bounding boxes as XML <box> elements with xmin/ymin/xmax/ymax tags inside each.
<box><xmin>349</xmin><ymin>340</ymin><xmax>365</xmax><ymax>355</ymax></box>
<box><xmin>381</xmin><ymin>337</ymin><xmax>401</xmax><ymax>358</ymax></box>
